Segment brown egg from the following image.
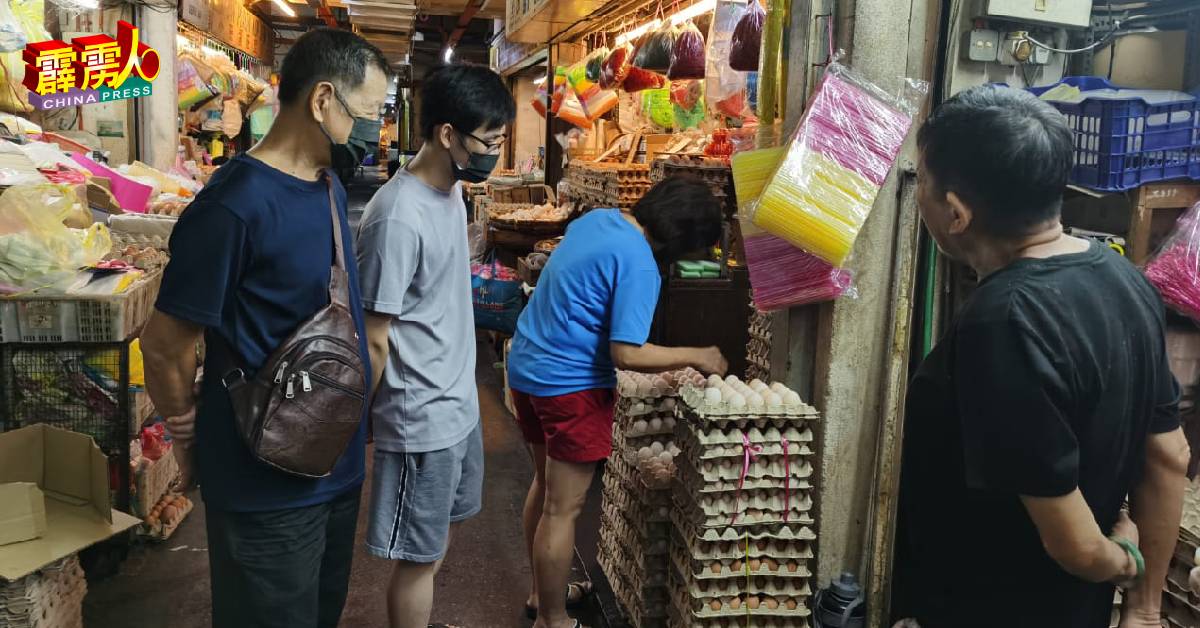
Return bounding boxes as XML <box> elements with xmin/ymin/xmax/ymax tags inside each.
<box><xmin>755</xmin><ymin>576</ymin><xmax>767</xmax><ymax>589</ymax></box>
<box><xmin>710</xmin><ymin>561</ymin><xmax>723</xmax><ymax>574</ymax></box>
<box><xmin>764</xmin><ymin>597</ymin><xmax>780</xmax><ymax>610</ymax></box>
<box><xmin>749</xmin><ymin>558</ymin><xmax>762</xmax><ymax>572</ymax></box>
<box><xmin>729</xmin><ymin>597</ymin><xmax>742</xmax><ymax>610</ymax></box>
<box><xmin>746</xmin><ymin>596</ymin><xmax>761</xmax><ymax>610</ymax></box>
<box><xmin>161</xmin><ymin>505</ymin><xmax>178</xmax><ymax>523</ymax></box>
<box><xmin>765</xmin><ymin>558</ymin><xmax>780</xmax><ymax>571</ymax></box>
<box><xmin>710</xmin><ymin>600</ymin><xmax>723</xmax><ymax>611</ymax></box>
<box><xmin>698</xmin><ymin>580</ymin><xmax>710</xmax><ymax>593</ymax></box>
<box><xmin>730</xmin><ymin>560</ymin><xmax>742</xmax><ymax>572</ymax></box>
<box><xmin>785</xmin><ymin>598</ymin><xmax>798</xmax><ymax>610</ymax></box>
<box><xmin>756</xmin><ymin>539</ymin><xmax>769</xmax><ymax>551</ymax></box>
<box><xmin>145</xmin><ymin>515</ymin><xmax>158</xmax><ymax>527</ymax></box>
<box><xmin>787</xmin><ymin>561</ymin><xmax>799</xmax><ymax>573</ymax></box>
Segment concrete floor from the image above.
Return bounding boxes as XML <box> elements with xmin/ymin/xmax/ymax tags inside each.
<box><xmin>80</xmin><ymin>168</ymin><xmax>613</xmax><ymax>628</ymax></box>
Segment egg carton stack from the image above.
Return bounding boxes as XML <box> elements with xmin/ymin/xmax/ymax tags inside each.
<box><xmin>669</xmin><ymin>374</ymin><xmax>819</xmax><ymax>628</ymax></box>
<box><xmin>599</xmin><ymin>369</ymin><xmax>698</xmax><ymax>628</ymax></box>
<box><xmin>0</xmin><ymin>556</ymin><xmax>87</xmax><ymax>628</ymax></box>
<box><xmin>745</xmin><ymin>309</ymin><xmax>774</xmax><ymax>383</ymax></box>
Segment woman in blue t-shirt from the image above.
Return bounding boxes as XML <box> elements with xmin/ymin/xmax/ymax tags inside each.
<box><xmin>508</xmin><ymin>176</ymin><xmax>728</xmax><ymax>628</ymax></box>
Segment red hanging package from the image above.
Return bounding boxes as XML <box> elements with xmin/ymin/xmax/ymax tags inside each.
<box><xmin>623</xmin><ymin>66</ymin><xmax>668</xmax><ymax>93</ymax></box>
<box><xmin>600</xmin><ymin>44</ymin><xmax>633</xmax><ymax>89</ymax></box>
<box><xmin>633</xmin><ymin>22</ymin><xmax>677</xmax><ymax>72</ymax></box>
<box><xmin>668</xmin><ymin>21</ymin><xmax>707</xmax><ymax>80</ymax></box>
<box><xmin>670</xmin><ymin>79</ymin><xmax>702</xmax><ymax>110</ymax></box>
<box><xmin>730</xmin><ymin>0</ymin><xmax>765</xmax><ymax>71</ymax></box>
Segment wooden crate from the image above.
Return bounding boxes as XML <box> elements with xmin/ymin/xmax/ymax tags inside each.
<box><xmin>1128</xmin><ymin>182</ymin><xmax>1200</xmax><ymax>264</ymax></box>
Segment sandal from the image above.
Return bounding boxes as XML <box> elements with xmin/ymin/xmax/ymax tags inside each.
<box><xmin>524</xmin><ymin>581</ymin><xmax>595</xmax><ymax>619</ymax></box>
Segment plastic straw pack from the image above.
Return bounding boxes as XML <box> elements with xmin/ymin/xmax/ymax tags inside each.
<box><xmin>748</xmin><ymin>62</ymin><xmax>923</xmax><ymax>267</ymax></box>
<box><xmin>1145</xmin><ymin>201</ymin><xmax>1200</xmax><ymax>322</ymax></box>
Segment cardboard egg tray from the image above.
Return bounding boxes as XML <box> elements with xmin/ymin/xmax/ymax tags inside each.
<box><xmin>602</xmin><ymin>500</ymin><xmax>673</xmax><ymax>545</ymax></box>
<box><xmin>678</xmin><ymin>485</ymin><xmax>815</xmax><ymax>519</ymax></box>
<box><xmin>674</xmin><ymin>491</ymin><xmax>816</xmax><ymax>530</ymax></box>
<box><xmin>667</xmin><ymin>561</ymin><xmax>813</xmax><ymax>622</ymax></box>
<box><xmin>672</xmin><ymin>527</ymin><xmax>815</xmax><ymax>562</ymax></box>
<box><xmin>680</xmin><ymin>386</ymin><xmax>818</xmax><ymax>420</ymax></box>
<box><xmin>0</xmin><ymin>555</ymin><xmax>87</xmax><ymax>628</ymax></box>
<box><xmin>679</xmin><ymin>458</ymin><xmax>813</xmax><ymax>494</ymax></box>
<box><xmin>672</xmin><ymin>588</ymin><xmax>813</xmax><ymax>623</ymax></box>
<box><xmin>618</xmin><ymin>396</ymin><xmax>678</xmax><ymax>416</ymax></box>
<box><xmin>600</xmin><ymin>525</ymin><xmax>671</xmax><ymax>583</ymax></box>
<box><xmin>671</xmin><ymin>546</ymin><xmax>813</xmax><ymax>581</ymax></box>
<box><xmin>599</xmin><ymin>544</ymin><xmax>673</xmax><ymax>602</ymax></box>
<box><xmin>602</xmin><ymin>474</ymin><xmax>672</xmax><ymax>520</ymax></box>
<box><xmin>622</xmin><ymin>418</ymin><xmax>680</xmax><ymax>440</ymax></box>
<box><xmin>599</xmin><ymin>556</ymin><xmax>670</xmax><ymax>628</ymax></box>
<box><xmin>602</xmin><ymin>489</ymin><xmax>672</xmax><ymax>534</ymax></box>
<box><xmin>683</xmin><ymin>423</ymin><xmax>813</xmax><ymax>449</ymax></box>
<box><xmin>667</xmin><ymin>604</ymin><xmax>811</xmax><ymax>628</ymax></box>
<box><xmin>674</xmin><ymin>518</ymin><xmax>818</xmax><ymax>546</ymax></box>
<box><xmin>677</xmin><ymin>449</ymin><xmax>814</xmax><ymax>484</ymax></box>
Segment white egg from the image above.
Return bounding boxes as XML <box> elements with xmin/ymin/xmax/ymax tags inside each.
<box><xmin>783</xmin><ymin>391</ymin><xmax>802</xmax><ymax>405</ymax></box>
<box><xmin>662</xmin><ymin>398</ymin><xmax>676</xmax><ymax>412</ymax></box>
<box><xmin>650</xmin><ymin>441</ymin><xmax>665</xmax><ymax>455</ymax></box>
<box><xmin>770</xmin><ymin>382</ymin><xmax>787</xmax><ymax>393</ymax></box>
<box><xmin>765</xmin><ymin>392</ymin><xmax>783</xmax><ymax>406</ymax></box>
<box><xmin>720</xmin><ymin>459</ymin><xmax>733</xmax><ymax>470</ymax></box>
<box><xmin>749</xmin><ymin>379</ymin><xmax>767</xmax><ymax>391</ymax></box>
<box><xmin>728</xmin><ymin>393</ymin><xmax>747</xmax><ymax>408</ymax></box>
<box><xmin>664</xmin><ymin>417</ymin><xmax>676</xmax><ymax>431</ymax></box>
<box><xmin>748</xmin><ymin>393</ymin><xmax>765</xmax><ymax>407</ymax></box>
<box><xmin>704</xmin><ymin>387</ymin><xmax>723</xmax><ymax>404</ymax></box>
<box><xmin>631</xmin><ymin>401</ymin><xmax>646</xmax><ymax>414</ymax></box>
<box><xmin>632</xmin><ymin>419</ymin><xmax>648</xmax><ymax>435</ymax></box>
<box><xmin>638</xmin><ymin>447</ymin><xmax>654</xmax><ymax>462</ymax></box>
<box><xmin>651</xmin><ymin>375</ymin><xmax>668</xmax><ymax>389</ymax></box>
<box><xmin>648</xmin><ymin>417</ymin><xmax>663</xmax><ymax>432</ymax></box>
<box><xmin>658</xmin><ymin>451</ymin><xmax>673</xmax><ymax>463</ymax></box>
<box><xmin>707</xmin><ymin>374</ymin><xmax>724</xmax><ymax>387</ymax></box>
<box><xmin>636</xmin><ymin>380</ymin><xmax>653</xmax><ymax>397</ymax></box>
<box><xmin>669</xmin><ymin>444</ymin><xmax>681</xmax><ymax>456</ymax></box>
<box><xmin>725</xmin><ymin>375</ymin><xmax>740</xmax><ymax>385</ymax></box>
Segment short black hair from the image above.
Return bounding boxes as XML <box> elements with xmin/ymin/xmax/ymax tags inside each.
<box><xmin>420</xmin><ymin>64</ymin><xmax>515</xmax><ymax>140</ymax></box>
<box><xmin>918</xmin><ymin>85</ymin><xmax>1073</xmax><ymax>238</ymax></box>
<box><xmin>278</xmin><ymin>29</ymin><xmax>389</xmax><ymax>105</ymax></box>
<box><xmin>632</xmin><ymin>176</ymin><xmax>724</xmax><ymax>263</ymax></box>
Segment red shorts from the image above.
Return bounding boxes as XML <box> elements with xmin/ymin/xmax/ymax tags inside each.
<box><xmin>511</xmin><ymin>388</ymin><xmax>615</xmax><ymax>463</ymax></box>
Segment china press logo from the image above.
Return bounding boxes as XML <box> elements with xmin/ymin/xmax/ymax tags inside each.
<box><xmin>23</xmin><ymin>20</ymin><xmax>160</xmax><ymax>110</ymax></box>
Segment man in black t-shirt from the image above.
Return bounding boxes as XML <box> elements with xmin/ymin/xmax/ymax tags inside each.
<box><xmin>893</xmin><ymin>86</ymin><xmax>1191</xmax><ymax>628</ymax></box>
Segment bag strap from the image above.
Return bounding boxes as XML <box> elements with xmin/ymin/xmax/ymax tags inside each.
<box><xmin>326</xmin><ymin>174</ymin><xmax>346</xmax><ymax>272</ymax></box>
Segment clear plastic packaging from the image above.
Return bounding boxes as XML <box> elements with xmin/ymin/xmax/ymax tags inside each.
<box><xmin>633</xmin><ymin>21</ymin><xmax>677</xmax><ymax>72</ymax></box>
<box><xmin>600</xmin><ymin>44</ymin><xmax>633</xmax><ymax>89</ymax></box>
<box><xmin>705</xmin><ymin>0</ymin><xmax>749</xmax><ymax>118</ymax></box>
<box><xmin>669</xmin><ymin>21</ymin><xmax>707</xmax><ymax>80</ymax></box>
<box><xmin>1145</xmin><ymin>201</ymin><xmax>1200</xmax><ymax>322</ymax></box>
<box><xmin>747</xmin><ymin>61</ymin><xmax>926</xmax><ymax>266</ymax></box>
<box><xmin>622</xmin><ymin>66</ymin><xmax>667</xmax><ymax>93</ymax></box>
<box><xmin>730</xmin><ymin>0</ymin><xmax>764</xmax><ymax>71</ymax></box>
<box><xmin>0</xmin><ymin>183</ymin><xmax>111</xmax><ymax>292</ymax></box>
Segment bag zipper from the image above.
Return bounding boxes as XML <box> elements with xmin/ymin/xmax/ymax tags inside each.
<box><xmin>306</xmin><ymin>369</ymin><xmax>365</xmax><ymax>399</ymax></box>
<box><xmin>274</xmin><ymin>361</ymin><xmax>289</xmax><ymax>384</ymax></box>
<box><xmin>301</xmin><ymin>371</ymin><xmax>312</xmax><ymax>392</ymax></box>
<box><xmin>285</xmin><ymin>374</ymin><xmax>296</xmax><ymax>399</ymax></box>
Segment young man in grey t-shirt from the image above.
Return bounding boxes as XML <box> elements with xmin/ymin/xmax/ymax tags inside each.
<box><xmin>356</xmin><ymin>64</ymin><xmax>515</xmax><ymax>628</ymax></box>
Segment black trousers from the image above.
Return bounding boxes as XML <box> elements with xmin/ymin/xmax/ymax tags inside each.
<box><xmin>206</xmin><ymin>487</ymin><xmax>361</xmax><ymax>628</ymax></box>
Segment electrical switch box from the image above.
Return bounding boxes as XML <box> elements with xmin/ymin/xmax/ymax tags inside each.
<box><xmin>963</xmin><ymin>28</ymin><xmax>1000</xmax><ymax>62</ymax></box>
<box><xmin>986</xmin><ymin>0</ymin><xmax>1093</xmax><ymax>29</ymax></box>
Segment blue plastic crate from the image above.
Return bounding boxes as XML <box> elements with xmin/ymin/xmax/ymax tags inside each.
<box><xmin>1026</xmin><ymin>77</ymin><xmax>1200</xmax><ymax>192</ymax></box>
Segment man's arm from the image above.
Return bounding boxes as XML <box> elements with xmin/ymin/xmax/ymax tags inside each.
<box><xmin>1021</xmin><ymin>491</ymin><xmax>1139</xmax><ymax>584</ymax></box>
<box><xmin>142</xmin><ymin>311</ymin><xmax>204</xmax><ymax>421</ymax></box>
<box><xmin>1121</xmin><ymin>427</ymin><xmax>1190</xmax><ymax>626</ymax></box>
<box><xmin>610</xmin><ymin>342</ymin><xmax>728</xmax><ymax>376</ymax></box>
<box><xmin>364</xmin><ymin>310</ymin><xmax>391</xmax><ymax>403</ymax></box>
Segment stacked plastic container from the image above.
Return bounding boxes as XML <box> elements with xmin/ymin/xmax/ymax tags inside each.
<box><xmin>669</xmin><ymin>374</ymin><xmax>819</xmax><ymax>628</ymax></box>
<box><xmin>599</xmin><ymin>370</ymin><xmax>696</xmax><ymax>628</ymax></box>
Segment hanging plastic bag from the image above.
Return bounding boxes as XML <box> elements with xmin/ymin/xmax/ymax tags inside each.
<box><xmin>670</xmin><ymin>79</ymin><xmax>702</xmax><ymax>110</ymax></box>
<box><xmin>532</xmin><ymin>79</ymin><xmax>550</xmax><ymax>117</ymax></box>
<box><xmin>471</xmin><ymin>255</ymin><xmax>524</xmax><ymax>334</ymax></box>
<box><xmin>730</xmin><ymin>0</ymin><xmax>765</xmax><ymax>71</ymax></box>
<box><xmin>585</xmin><ymin>47</ymin><xmax>609</xmax><ymax>82</ymax></box>
<box><xmin>641</xmin><ymin>87</ymin><xmax>675</xmax><ymax>128</ymax></box>
<box><xmin>583</xmin><ymin>88</ymin><xmax>618</xmax><ymax>121</ymax></box>
<box><xmin>556</xmin><ymin>89</ymin><xmax>592</xmax><ymax>129</ymax></box>
<box><xmin>673</xmin><ymin>85</ymin><xmax>706</xmax><ymax>130</ymax></box>
<box><xmin>668</xmin><ymin>21</ymin><xmax>706</xmax><ymax>80</ymax></box>
<box><xmin>0</xmin><ymin>0</ymin><xmax>27</xmax><ymax>53</ymax></box>
<box><xmin>633</xmin><ymin>21</ymin><xmax>677</xmax><ymax>72</ymax></box>
<box><xmin>623</xmin><ymin>66</ymin><xmax>667</xmax><ymax>93</ymax></box>
<box><xmin>0</xmin><ymin>55</ymin><xmax>31</xmax><ymax>114</ymax></box>
<box><xmin>222</xmin><ymin>99</ymin><xmax>244</xmax><ymax>138</ymax></box>
<box><xmin>177</xmin><ymin>56</ymin><xmax>215</xmax><ymax>110</ymax></box>
<box><xmin>747</xmin><ymin>61</ymin><xmax>926</xmax><ymax>266</ymax></box>
<box><xmin>706</xmin><ymin>0</ymin><xmax>749</xmax><ymax>118</ymax></box>
<box><xmin>600</xmin><ymin>44</ymin><xmax>633</xmax><ymax>89</ymax></box>
<box><xmin>550</xmin><ymin>67</ymin><xmax>569</xmax><ymax>114</ymax></box>
<box><xmin>1145</xmin><ymin>201</ymin><xmax>1200</xmax><ymax>322</ymax></box>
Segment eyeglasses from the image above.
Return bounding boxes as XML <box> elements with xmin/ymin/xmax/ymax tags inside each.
<box><xmin>458</xmin><ymin>128</ymin><xmax>507</xmax><ymax>152</ymax></box>
<box><xmin>330</xmin><ymin>86</ymin><xmax>376</xmax><ymax>123</ymax></box>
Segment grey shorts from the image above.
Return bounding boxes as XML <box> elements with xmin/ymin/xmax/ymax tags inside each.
<box><xmin>366</xmin><ymin>423</ymin><xmax>484</xmax><ymax>562</ymax></box>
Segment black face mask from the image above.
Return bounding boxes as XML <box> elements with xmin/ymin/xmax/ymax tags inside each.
<box><xmin>321</xmin><ymin>88</ymin><xmax>373</xmax><ymax>160</ymax></box>
<box><xmin>451</xmin><ymin>131</ymin><xmax>500</xmax><ymax>183</ymax></box>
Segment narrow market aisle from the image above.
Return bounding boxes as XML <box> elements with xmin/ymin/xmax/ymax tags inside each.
<box><xmin>82</xmin><ymin>169</ymin><xmax>607</xmax><ymax>627</ymax></box>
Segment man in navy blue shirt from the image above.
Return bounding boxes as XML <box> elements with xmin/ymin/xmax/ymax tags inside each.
<box><xmin>140</xmin><ymin>29</ymin><xmax>388</xmax><ymax>628</ymax></box>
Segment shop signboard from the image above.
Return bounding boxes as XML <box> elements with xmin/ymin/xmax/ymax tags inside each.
<box><xmin>22</xmin><ymin>20</ymin><xmax>160</xmax><ymax>111</ymax></box>
<box><xmin>180</xmin><ymin>0</ymin><xmax>212</xmax><ymax>31</ymax></box>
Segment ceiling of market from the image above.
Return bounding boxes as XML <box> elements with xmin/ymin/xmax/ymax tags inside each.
<box><xmin>252</xmin><ymin>0</ymin><xmax>501</xmax><ymax>72</ymax></box>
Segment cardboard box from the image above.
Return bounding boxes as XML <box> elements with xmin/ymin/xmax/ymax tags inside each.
<box><xmin>0</xmin><ymin>483</ymin><xmax>46</xmax><ymax>546</ymax></box>
<box><xmin>0</xmin><ymin>424</ymin><xmax>140</xmax><ymax>581</ymax></box>
<box><xmin>1093</xmin><ymin>31</ymin><xmax>1188</xmax><ymax>91</ymax></box>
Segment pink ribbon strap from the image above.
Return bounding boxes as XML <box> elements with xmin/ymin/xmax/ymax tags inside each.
<box><xmin>781</xmin><ymin>437</ymin><xmax>791</xmax><ymax>523</ymax></box>
<box><xmin>730</xmin><ymin>433</ymin><xmax>763</xmax><ymax>526</ymax></box>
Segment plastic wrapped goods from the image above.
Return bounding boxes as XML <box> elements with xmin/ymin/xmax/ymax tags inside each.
<box><xmin>748</xmin><ymin>63</ymin><xmax>924</xmax><ymax>266</ymax></box>
<box><xmin>633</xmin><ymin>22</ymin><xmax>677</xmax><ymax>72</ymax></box>
<box><xmin>623</xmin><ymin>66</ymin><xmax>667</xmax><ymax>93</ymax></box>
<box><xmin>600</xmin><ymin>44</ymin><xmax>633</xmax><ymax>89</ymax></box>
<box><xmin>1145</xmin><ymin>201</ymin><xmax>1200</xmax><ymax>322</ymax></box>
<box><xmin>706</xmin><ymin>0</ymin><xmax>749</xmax><ymax>118</ymax></box>
<box><xmin>730</xmin><ymin>0</ymin><xmax>764</xmax><ymax>71</ymax></box>
<box><xmin>668</xmin><ymin>21</ymin><xmax>706</xmax><ymax>80</ymax></box>
<box><xmin>743</xmin><ymin>230</ymin><xmax>855</xmax><ymax>310</ymax></box>
<box><xmin>0</xmin><ymin>184</ymin><xmax>110</xmax><ymax>292</ymax></box>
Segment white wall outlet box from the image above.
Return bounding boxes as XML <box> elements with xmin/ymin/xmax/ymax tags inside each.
<box><xmin>986</xmin><ymin>0</ymin><xmax>1093</xmax><ymax>29</ymax></box>
<box><xmin>963</xmin><ymin>28</ymin><xmax>1001</xmax><ymax>62</ymax></box>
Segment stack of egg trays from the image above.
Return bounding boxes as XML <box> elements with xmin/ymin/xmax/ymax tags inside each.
<box><xmin>599</xmin><ymin>380</ymin><xmax>682</xmax><ymax>628</ymax></box>
<box><xmin>745</xmin><ymin>307</ymin><xmax>774</xmax><ymax>382</ymax></box>
<box><xmin>668</xmin><ymin>386</ymin><xmax>819</xmax><ymax>627</ymax></box>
